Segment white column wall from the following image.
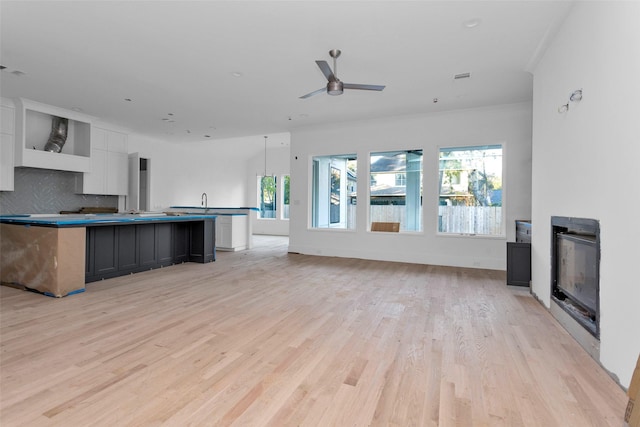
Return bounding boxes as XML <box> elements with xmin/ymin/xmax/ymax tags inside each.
<box><xmin>531</xmin><ymin>1</ymin><xmax>640</xmax><ymax>387</ymax></box>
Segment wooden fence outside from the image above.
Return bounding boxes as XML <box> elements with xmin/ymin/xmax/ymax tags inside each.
<box><xmin>438</xmin><ymin>205</ymin><xmax>502</xmax><ymax>235</ymax></box>
<box><xmin>345</xmin><ymin>205</ymin><xmax>501</xmax><ymax>234</ymax></box>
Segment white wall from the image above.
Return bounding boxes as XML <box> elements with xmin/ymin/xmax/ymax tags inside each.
<box><xmin>531</xmin><ymin>1</ymin><xmax>640</xmax><ymax>388</ymax></box>
<box><xmin>289</xmin><ymin>102</ymin><xmax>532</xmax><ymax>270</ymax></box>
<box><xmin>128</xmin><ymin>133</ymin><xmax>268</xmax><ymax>210</ymax></box>
<box><xmin>128</xmin><ymin>132</ymin><xmax>291</xmax><ymax>234</ymax></box>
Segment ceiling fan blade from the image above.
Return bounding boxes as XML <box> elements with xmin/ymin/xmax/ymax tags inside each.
<box><xmin>299</xmin><ymin>87</ymin><xmax>327</xmax><ymax>99</ymax></box>
<box><xmin>316</xmin><ymin>60</ymin><xmax>336</xmax><ymax>82</ymax></box>
<box><xmin>343</xmin><ymin>83</ymin><xmax>385</xmax><ymax>91</ymax></box>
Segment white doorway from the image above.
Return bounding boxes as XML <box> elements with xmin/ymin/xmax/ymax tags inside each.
<box><xmin>128</xmin><ymin>153</ymin><xmax>151</xmax><ymax>211</ymax></box>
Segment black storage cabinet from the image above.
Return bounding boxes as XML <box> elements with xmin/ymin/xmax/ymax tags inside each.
<box><xmin>506</xmin><ymin>220</ymin><xmax>531</xmax><ymax>286</ymax></box>
<box><xmin>85</xmin><ymin>218</ymin><xmax>215</xmax><ymax>283</ymax></box>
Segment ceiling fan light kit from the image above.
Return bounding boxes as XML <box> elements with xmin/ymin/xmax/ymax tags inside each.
<box><xmin>300</xmin><ymin>49</ymin><xmax>385</xmax><ymax>99</ymax></box>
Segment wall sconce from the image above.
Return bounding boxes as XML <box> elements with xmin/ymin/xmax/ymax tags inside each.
<box><xmin>558</xmin><ymin>89</ymin><xmax>583</xmax><ymax>113</ymax></box>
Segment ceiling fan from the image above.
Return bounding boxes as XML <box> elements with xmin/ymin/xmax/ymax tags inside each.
<box><xmin>299</xmin><ymin>49</ymin><xmax>385</xmax><ymax>99</ymax></box>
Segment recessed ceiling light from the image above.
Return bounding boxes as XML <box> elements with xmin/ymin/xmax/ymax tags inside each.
<box><xmin>204</xmin><ymin>135</ymin><xmax>211</xmax><ymax>138</ymax></box>
<box><xmin>463</xmin><ymin>18</ymin><xmax>482</xmax><ymax>29</ymax></box>
<box><xmin>231</xmin><ymin>71</ymin><xmax>243</xmax><ymax>77</ymax></box>
<box><xmin>454</xmin><ymin>72</ymin><xmax>471</xmax><ymax>80</ymax></box>
<box><xmin>124</xmin><ymin>98</ymin><xmax>132</xmax><ymax>102</ymax></box>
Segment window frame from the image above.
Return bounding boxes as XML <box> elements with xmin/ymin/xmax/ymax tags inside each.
<box><xmin>309</xmin><ymin>153</ymin><xmax>357</xmax><ymax>231</ymax></box>
<box><xmin>368</xmin><ymin>149</ymin><xmax>423</xmax><ymax>233</ymax></box>
<box><xmin>436</xmin><ymin>143</ymin><xmax>505</xmax><ymax>238</ymax></box>
<box><xmin>280</xmin><ymin>174</ymin><xmax>290</xmax><ymax>220</ymax></box>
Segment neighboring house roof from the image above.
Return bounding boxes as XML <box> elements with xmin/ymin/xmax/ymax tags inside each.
<box><xmin>369</xmin><ymin>185</ymin><xmax>406</xmax><ymax>196</ymax></box>
<box><xmin>370</xmin><ymin>156</ymin><xmax>405</xmax><ymax>173</ymax></box>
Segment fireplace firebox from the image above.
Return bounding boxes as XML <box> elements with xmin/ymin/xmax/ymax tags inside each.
<box><xmin>551</xmin><ymin>216</ymin><xmax>600</xmax><ymax>338</ymax></box>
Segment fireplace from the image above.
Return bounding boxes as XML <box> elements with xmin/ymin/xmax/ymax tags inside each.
<box><xmin>551</xmin><ymin>216</ymin><xmax>600</xmax><ymax>338</ymax></box>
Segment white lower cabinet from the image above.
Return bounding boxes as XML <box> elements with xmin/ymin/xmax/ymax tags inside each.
<box><xmin>215</xmin><ymin>215</ymin><xmax>248</xmax><ymax>251</ymax></box>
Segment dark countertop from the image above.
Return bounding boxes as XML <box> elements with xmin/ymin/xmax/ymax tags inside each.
<box><xmin>0</xmin><ymin>213</ymin><xmax>216</xmax><ymax>228</ymax></box>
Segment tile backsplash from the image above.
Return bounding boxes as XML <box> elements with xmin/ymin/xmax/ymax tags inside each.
<box><xmin>0</xmin><ymin>167</ymin><xmax>117</xmax><ymax>214</ymax></box>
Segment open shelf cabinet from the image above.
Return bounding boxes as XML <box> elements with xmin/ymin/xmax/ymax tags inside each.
<box><xmin>14</xmin><ymin>98</ymin><xmax>93</xmax><ymax>172</ymax></box>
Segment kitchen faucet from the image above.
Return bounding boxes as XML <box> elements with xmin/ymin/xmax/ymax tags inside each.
<box><xmin>201</xmin><ymin>192</ymin><xmax>207</xmax><ymax>208</ymax></box>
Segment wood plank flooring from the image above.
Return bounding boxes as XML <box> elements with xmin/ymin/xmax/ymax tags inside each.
<box><xmin>0</xmin><ymin>236</ymin><xmax>627</xmax><ymax>426</ymax></box>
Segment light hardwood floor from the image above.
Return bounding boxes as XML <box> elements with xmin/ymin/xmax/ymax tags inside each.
<box><xmin>0</xmin><ymin>236</ymin><xmax>627</xmax><ymax>426</ymax></box>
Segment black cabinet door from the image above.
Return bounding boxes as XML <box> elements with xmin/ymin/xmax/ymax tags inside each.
<box><xmin>118</xmin><ymin>225</ymin><xmax>138</xmax><ymax>271</ymax></box>
<box><xmin>507</xmin><ymin>242</ymin><xmax>531</xmax><ymax>286</ymax></box>
<box><xmin>93</xmin><ymin>226</ymin><xmax>118</xmax><ymax>275</ymax></box>
<box><xmin>138</xmin><ymin>223</ymin><xmax>157</xmax><ymax>268</ymax></box>
<box><xmin>156</xmin><ymin>223</ymin><xmax>173</xmax><ymax>266</ymax></box>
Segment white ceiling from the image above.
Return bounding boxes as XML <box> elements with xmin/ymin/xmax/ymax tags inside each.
<box><xmin>0</xmin><ymin>1</ymin><xmax>573</xmax><ymax>143</ymax></box>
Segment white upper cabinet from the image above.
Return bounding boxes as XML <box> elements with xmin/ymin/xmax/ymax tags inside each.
<box><xmin>1</xmin><ymin>103</ymin><xmax>15</xmax><ymax>134</ymax></box>
<box><xmin>0</xmin><ymin>102</ymin><xmax>16</xmax><ymax>191</ymax></box>
<box><xmin>76</xmin><ymin>126</ymin><xmax>129</xmax><ymax>195</ymax></box>
<box><xmin>14</xmin><ymin>98</ymin><xmax>92</xmax><ymax>172</ymax></box>
<box><xmin>8</xmin><ymin>97</ymin><xmax>129</xmax><ymax>196</ymax></box>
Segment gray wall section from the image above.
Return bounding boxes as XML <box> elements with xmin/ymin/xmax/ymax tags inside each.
<box><xmin>0</xmin><ymin>167</ymin><xmax>117</xmax><ymax>215</ymax></box>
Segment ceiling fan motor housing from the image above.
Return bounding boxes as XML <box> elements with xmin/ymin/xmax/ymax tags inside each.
<box><xmin>327</xmin><ymin>80</ymin><xmax>343</xmax><ymax>95</ymax></box>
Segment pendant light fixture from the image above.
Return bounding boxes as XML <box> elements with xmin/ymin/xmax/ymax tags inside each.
<box><xmin>263</xmin><ymin>135</ymin><xmax>269</xmax><ymax>177</ymax></box>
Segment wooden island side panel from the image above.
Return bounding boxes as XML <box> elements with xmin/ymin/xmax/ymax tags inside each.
<box><xmin>0</xmin><ymin>223</ymin><xmax>85</xmax><ymax>297</ymax></box>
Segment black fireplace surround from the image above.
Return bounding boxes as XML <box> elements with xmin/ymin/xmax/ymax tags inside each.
<box><xmin>551</xmin><ymin>216</ymin><xmax>600</xmax><ymax>338</ymax></box>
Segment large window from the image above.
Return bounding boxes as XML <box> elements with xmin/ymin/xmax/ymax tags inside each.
<box><xmin>438</xmin><ymin>145</ymin><xmax>503</xmax><ymax>235</ymax></box>
<box><xmin>258</xmin><ymin>175</ymin><xmax>276</xmax><ymax>219</ymax></box>
<box><xmin>258</xmin><ymin>175</ymin><xmax>290</xmax><ymax>220</ymax></box>
<box><xmin>311</xmin><ymin>154</ymin><xmax>356</xmax><ymax>229</ymax></box>
<box><xmin>369</xmin><ymin>150</ymin><xmax>423</xmax><ymax>232</ymax></box>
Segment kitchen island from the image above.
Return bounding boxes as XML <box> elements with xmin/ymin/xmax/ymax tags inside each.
<box><xmin>0</xmin><ymin>213</ymin><xmax>216</xmax><ymax>297</ymax></box>
<box><xmin>168</xmin><ymin>206</ymin><xmax>258</xmax><ymax>249</ymax></box>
